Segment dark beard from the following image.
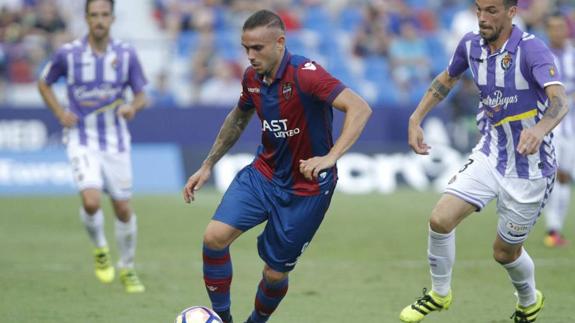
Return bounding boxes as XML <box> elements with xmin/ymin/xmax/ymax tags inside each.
<box><xmin>480</xmin><ymin>27</ymin><xmax>501</xmax><ymax>44</ymax></box>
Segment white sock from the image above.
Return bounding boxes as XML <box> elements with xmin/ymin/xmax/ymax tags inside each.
<box><xmin>80</xmin><ymin>208</ymin><xmax>107</xmax><ymax>248</ymax></box>
<box><xmin>428</xmin><ymin>226</ymin><xmax>455</xmax><ymax>297</ymax></box>
<box><xmin>503</xmin><ymin>248</ymin><xmax>536</xmax><ymax>307</ymax></box>
<box><xmin>115</xmin><ymin>215</ymin><xmax>137</xmax><ymax>269</ymax></box>
<box><xmin>544</xmin><ymin>182</ymin><xmax>571</xmax><ymax>233</ymax></box>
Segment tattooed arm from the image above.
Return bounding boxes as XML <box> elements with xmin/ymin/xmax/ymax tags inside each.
<box><xmin>408</xmin><ymin>70</ymin><xmax>460</xmax><ymax>154</ymax></box>
<box><xmin>517</xmin><ymin>84</ymin><xmax>569</xmax><ymax>155</ymax></box>
<box><xmin>183</xmin><ymin>106</ymin><xmax>255</xmax><ymax>202</ymax></box>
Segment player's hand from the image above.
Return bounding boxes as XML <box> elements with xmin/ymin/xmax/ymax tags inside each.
<box><xmin>57</xmin><ymin>111</ymin><xmax>78</xmax><ymax>128</ymax></box>
<box><xmin>299</xmin><ymin>154</ymin><xmax>337</xmax><ymax>181</ymax></box>
<box><xmin>408</xmin><ymin>120</ymin><xmax>430</xmax><ymax>155</ymax></box>
<box><xmin>117</xmin><ymin>104</ymin><xmax>137</xmax><ymax>120</ymax></box>
<box><xmin>517</xmin><ymin>126</ymin><xmax>544</xmax><ymax>155</ymax></box>
<box><xmin>183</xmin><ymin>166</ymin><xmax>212</xmax><ymax>203</ymax></box>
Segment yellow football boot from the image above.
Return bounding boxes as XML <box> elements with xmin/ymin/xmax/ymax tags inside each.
<box><xmin>511</xmin><ymin>290</ymin><xmax>545</xmax><ymax>322</ymax></box>
<box><xmin>399</xmin><ymin>288</ymin><xmax>452</xmax><ymax>322</ymax></box>
<box><xmin>93</xmin><ymin>247</ymin><xmax>115</xmax><ymax>283</ymax></box>
<box><xmin>119</xmin><ymin>268</ymin><xmax>145</xmax><ymax>293</ymax></box>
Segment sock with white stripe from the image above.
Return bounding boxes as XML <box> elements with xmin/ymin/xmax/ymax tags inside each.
<box><xmin>428</xmin><ymin>227</ymin><xmax>455</xmax><ymax>297</ymax></box>
<box><xmin>80</xmin><ymin>207</ymin><xmax>107</xmax><ymax>248</ymax></box>
<box><xmin>503</xmin><ymin>248</ymin><xmax>536</xmax><ymax>307</ymax></box>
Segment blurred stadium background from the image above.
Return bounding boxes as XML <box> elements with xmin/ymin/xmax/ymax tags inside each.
<box><xmin>1</xmin><ymin>0</ymin><xmax>575</xmax><ymax>322</ymax></box>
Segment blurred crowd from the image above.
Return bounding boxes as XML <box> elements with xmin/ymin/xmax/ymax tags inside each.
<box><xmin>1</xmin><ymin>0</ymin><xmax>575</xmax><ymax>112</ymax></box>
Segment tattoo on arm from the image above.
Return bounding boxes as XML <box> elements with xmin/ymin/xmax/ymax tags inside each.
<box><xmin>427</xmin><ymin>78</ymin><xmax>451</xmax><ymax>101</ymax></box>
<box><xmin>204</xmin><ymin>109</ymin><xmax>254</xmax><ymax>166</ymax></box>
<box><xmin>545</xmin><ymin>94</ymin><xmax>565</xmax><ymax>119</ymax></box>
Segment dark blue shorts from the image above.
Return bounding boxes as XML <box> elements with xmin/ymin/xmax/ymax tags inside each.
<box><xmin>213</xmin><ymin>165</ymin><xmax>335</xmax><ymax>272</ymax></box>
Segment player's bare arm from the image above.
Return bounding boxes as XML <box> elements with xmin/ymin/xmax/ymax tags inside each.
<box><xmin>299</xmin><ymin>88</ymin><xmax>372</xmax><ymax>181</ymax></box>
<box><xmin>37</xmin><ymin>79</ymin><xmax>78</xmax><ymax>127</ymax></box>
<box><xmin>409</xmin><ymin>70</ymin><xmax>459</xmax><ymax>155</ymax></box>
<box><xmin>117</xmin><ymin>91</ymin><xmax>148</xmax><ymax>120</ymax></box>
<box><xmin>518</xmin><ymin>84</ymin><xmax>569</xmax><ymax>155</ymax></box>
<box><xmin>183</xmin><ymin>106</ymin><xmax>255</xmax><ymax>203</ymax></box>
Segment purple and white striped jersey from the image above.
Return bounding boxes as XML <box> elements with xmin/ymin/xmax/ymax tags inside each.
<box><xmin>550</xmin><ymin>42</ymin><xmax>575</xmax><ymax>138</ymax></box>
<box><xmin>41</xmin><ymin>36</ymin><xmax>147</xmax><ymax>153</ymax></box>
<box><xmin>448</xmin><ymin>26</ymin><xmax>563</xmax><ymax>179</ymax></box>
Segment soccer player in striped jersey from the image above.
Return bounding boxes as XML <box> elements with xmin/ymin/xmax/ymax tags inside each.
<box><xmin>37</xmin><ymin>0</ymin><xmax>147</xmax><ymax>293</ymax></box>
<box><xmin>183</xmin><ymin>10</ymin><xmax>372</xmax><ymax>323</ymax></box>
<box><xmin>399</xmin><ymin>0</ymin><xmax>568</xmax><ymax>322</ymax></box>
<box><xmin>542</xmin><ymin>11</ymin><xmax>575</xmax><ymax>248</ymax></box>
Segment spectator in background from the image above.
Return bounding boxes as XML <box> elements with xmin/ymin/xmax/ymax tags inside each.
<box><xmin>518</xmin><ymin>0</ymin><xmax>551</xmax><ymax>32</ymax></box>
<box><xmin>388</xmin><ymin>19</ymin><xmax>431</xmax><ymax>102</ymax></box>
<box><xmin>189</xmin><ymin>30</ymin><xmax>217</xmax><ymax>103</ymax></box>
<box><xmin>198</xmin><ymin>58</ymin><xmax>241</xmax><ymax>106</ymax></box>
<box><xmin>149</xmin><ymin>70</ymin><xmax>177</xmax><ymax>108</ymax></box>
<box><xmin>352</xmin><ymin>2</ymin><xmax>392</xmax><ymax>57</ymax></box>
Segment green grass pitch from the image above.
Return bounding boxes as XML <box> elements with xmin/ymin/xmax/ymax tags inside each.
<box><xmin>1</xmin><ymin>189</ymin><xmax>574</xmax><ymax>322</ymax></box>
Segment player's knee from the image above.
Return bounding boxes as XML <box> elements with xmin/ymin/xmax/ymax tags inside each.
<box><xmin>429</xmin><ymin>214</ymin><xmax>453</xmax><ymax>234</ymax></box>
<box><xmin>203</xmin><ymin>230</ymin><xmax>229</xmax><ymax>250</ymax></box>
<box><xmin>492</xmin><ymin>246</ymin><xmax>520</xmax><ymax>264</ymax></box>
<box><xmin>263</xmin><ymin>266</ymin><xmax>288</xmax><ymax>284</ymax></box>
<box><xmin>82</xmin><ymin>200</ymin><xmax>100</xmax><ymax>215</ymax></box>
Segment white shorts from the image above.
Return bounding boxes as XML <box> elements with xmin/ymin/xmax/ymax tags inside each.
<box><xmin>444</xmin><ymin>151</ymin><xmax>554</xmax><ymax>244</ymax></box>
<box><xmin>554</xmin><ymin>134</ymin><xmax>575</xmax><ymax>176</ymax></box>
<box><xmin>67</xmin><ymin>144</ymin><xmax>133</xmax><ymax>200</ymax></box>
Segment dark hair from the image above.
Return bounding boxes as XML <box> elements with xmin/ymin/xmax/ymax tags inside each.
<box><xmin>503</xmin><ymin>0</ymin><xmax>518</xmax><ymax>8</ymax></box>
<box><xmin>85</xmin><ymin>0</ymin><xmax>114</xmax><ymax>14</ymax></box>
<box><xmin>242</xmin><ymin>10</ymin><xmax>285</xmax><ymax>32</ymax></box>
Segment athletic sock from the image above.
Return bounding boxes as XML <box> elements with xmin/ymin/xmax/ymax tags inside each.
<box><xmin>428</xmin><ymin>226</ymin><xmax>455</xmax><ymax>297</ymax></box>
<box><xmin>249</xmin><ymin>276</ymin><xmax>289</xmax><ymax>323</ymax></box>
<box><xmin>80</xmin><ymin>207</ymin><xmax>107</xmax><ymax>248</ymax></box>
<box><xmin>115</xmin><ymin>215</ymin><xmax>137</xmax><ymax>269</ymax></box>
<box><xmin>503</xmin><ymin>248</ymin><xmax>536</xmax><ymax>307</ymax></box>
<box><xmin>203</xmin><ymin>245</ymin><xmax>233</xmax><ymax>313</ymax></box>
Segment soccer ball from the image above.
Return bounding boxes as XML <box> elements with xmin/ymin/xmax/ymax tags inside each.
<box><xmin>175</xmin><ymin>306</ymin><xmax>223</xmax><ymax>323</ymax></box>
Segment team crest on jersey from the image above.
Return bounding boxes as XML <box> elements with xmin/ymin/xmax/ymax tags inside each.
<box><xmin>500</xmin><ymin>53</ymin><xmax>512</xmax><ymax>70</ymax></box>
<box><xmin>111</xmin><ymin>58</ymin><xmax>118</xmax><ymax>69</ymax></box>
<box><xmin>549</xmin><ymin>67</ymin><xmax>556</xmax><ymax>77</ymax></box>
<box><xmin>282</xmin><ymin>82</ymin><xmax>293</xmax><ymax>100</ymax></box>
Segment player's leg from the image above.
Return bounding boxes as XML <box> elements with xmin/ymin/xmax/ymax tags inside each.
<box><xmin>495</xmin><ymin>175</ymin><xmax>553</xmax><ymax>322</ymax></box>
<box><xmin>203</xmin><ymin>220</ymin><xmax>243</xmax><ymax>323</ymax></box>
<box><xmin>110</xmin><ymin>198</ymin><xmax>144</xmax><ymax>293</ymax></box>
<box><xmin>246</xmin><ymin>185</ymin><xmax>334</xmax><ymax>323</ymax></box>
<box><xmin>400</xmin><ymin>153</ymin><xmax>497</xmax><ymax>322</ymax></box>
<box><xmin>399</xmin><ymin>195</ymin><xmax>475</xmax><ymax>322</ymax></box>
<box><xmin>543</xmin><ymin>134</ymin><xmax>572</xmax><ymax>247</ymax></box>
<box><xmin>543</xmin><ymin>170</ymin><xmax>570</xmax><ymax>247</ymax></box>
<box><xmin>244</xmin><ymin>265</ymin><xmax>289</xmax><ymax>323</ymax></box>
<box><xmin>68</xmin><ymin>146</ymin><xmax>113</xmax><ymax>283</ymax></box>
<box><xmin>494</xmin><ymin>238</ymin><xmax>544</xmax><ymax>322</ymax></box>
<box><xmin>207</xmin><ymin>166</ymin><xmax>269</xmax><ymax>323</ymax></box>
<box><xmin>103</xmin><ymin>151</ymin><xmax>144</xmax><ymax>292</ymax></box>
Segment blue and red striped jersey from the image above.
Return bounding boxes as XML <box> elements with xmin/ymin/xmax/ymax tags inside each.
<box><xmin>238</xmin><ymin>50</ymin><xmax>346</xmax><ymax>196</ymax></box>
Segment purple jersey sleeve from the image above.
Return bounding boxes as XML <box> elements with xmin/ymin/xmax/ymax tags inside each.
<box><xmin>447</xmin><ymin>36</ymin><xmax>470</xmax><ymax>77</ymax></box>
<box><xmin>297</xmin><ymin>61</ymin><xmax>345</xmax><ymax>106</ymax></box>
<box><xmin>42</xmin><ymin>47</ymin><xmax>67</xmax><ymax>85</ymax></box>
<box><xmin>128</xmin><ymin>47</ymin><xmax>147</xmax><ymax>94</ymax></box>
<box><xmin>524</xmin><ymin>38</ymin><xmax>562</xmax><ymax>88</ymax></box>
<box><xmin>237</xmin><ymin>69</ymin><xmax>255</xmax><ymax>111</ymax></box>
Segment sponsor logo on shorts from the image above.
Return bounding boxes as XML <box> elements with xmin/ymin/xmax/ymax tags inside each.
<box><xmin>506</xmin><ymin>221</ymin><xmax>530</xmax><ymax>237</ymax></box>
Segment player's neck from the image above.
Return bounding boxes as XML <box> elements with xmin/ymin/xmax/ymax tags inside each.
<box><xmin>88</xmin><ymin>35</ymin><xmax>110</xmax><ymax>55</ymax></box>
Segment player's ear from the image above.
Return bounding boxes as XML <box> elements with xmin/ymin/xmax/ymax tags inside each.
<box><xmin>276</xmin><ymin>34</ymin><xmax>286</xmax><ymax>51</ymax></box>
<box><xmin>507</xmin><ymin>5</ymin><xmax>517</xmax><ymax>20</ymax></box>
